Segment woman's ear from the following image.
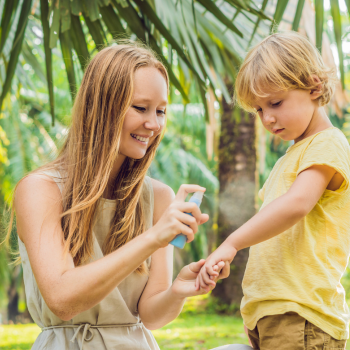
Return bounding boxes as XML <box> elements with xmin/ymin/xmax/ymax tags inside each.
<box><xmin>310</xmin><ymin>75</ymin><xmax>323</xmax><ymax>100</ymax></box>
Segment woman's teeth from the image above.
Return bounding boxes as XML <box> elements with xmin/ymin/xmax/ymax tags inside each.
<box><xmin>131</xmin><ymin>134</ymin><xmax>148</xmax><ymax>142</ymax></box>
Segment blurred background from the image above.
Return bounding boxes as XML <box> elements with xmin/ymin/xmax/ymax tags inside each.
<box><xmin>1</xmin><ymin>0</ymin><xmax>350</xmax><ymax>349</ymax></box>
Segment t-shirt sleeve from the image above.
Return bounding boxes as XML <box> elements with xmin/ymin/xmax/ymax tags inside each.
<box><xmin>258</xmin><ymin>182</ymin><xmax>266</xmax><ymax>201</ymax></box>
<box><xmin>297</xmin><ymin>132</ymin><xmax>350</xmax><ymax>192</ymax></box>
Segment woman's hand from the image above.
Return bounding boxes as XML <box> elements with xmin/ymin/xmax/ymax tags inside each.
<box><xmin>149</xmin><ymin>185</ymin><xmax>209</xmax><ymax>248</ymax></box>
<box><xmin>171</xmin><ymin>260</ymin><xmax>226</xmax><ymax>298</ymax></box>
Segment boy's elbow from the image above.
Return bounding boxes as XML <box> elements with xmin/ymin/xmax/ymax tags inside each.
<box><xmin>287</xmin><ymin>193</ymin><xmax>313</xmax><ymax>219</ymax></box>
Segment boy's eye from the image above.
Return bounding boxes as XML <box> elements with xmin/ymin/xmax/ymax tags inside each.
<box><xmin>132</xmin><ymin>105</ymin><xmax>146</xmax><ymax>112</ymax></box>
<box><xmin>256</xmin><ymin>108</ymin><xmax>262</xmax><ymax>112</ymax></box>
<box><xmin>272</xmin><ymin>101</ymin><xmax>281</xmax><ymax>107</ymax></box>
<box><xmin>157</xmin><ymin>110</ymin><xmax>165</xmax><ymax>115</ymax></box>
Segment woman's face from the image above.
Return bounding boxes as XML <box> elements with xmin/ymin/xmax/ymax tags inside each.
<box><xmin>119</xmin><ymin>67</ymin><xmax>168</xmax><ymax>159</ymax></box>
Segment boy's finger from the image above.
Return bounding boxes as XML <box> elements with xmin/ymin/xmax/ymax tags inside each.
<box><xmin>199</xmin><ymin>273</ymin><xmax>210</xmax><ymax>292</ymax></box>
<box><xmin>217</xmin><ymin>261</ymin><xmax>225</xmax><ymax>269</ymax></box>
<box><xmin>202</xmin><ymin>268</ymin><xmax>215</xmax><ymax>286</ymax></box>
<box><xmin>205</xmin><ymin>261</ymin><xmax>218</xmax><ymax>277</ymax></box>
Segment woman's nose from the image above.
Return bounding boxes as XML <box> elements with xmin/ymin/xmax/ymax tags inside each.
<box><xmin>144</xmin><ymin>112</ymin><xmax>161</xmax><ymax>131</ymax></box>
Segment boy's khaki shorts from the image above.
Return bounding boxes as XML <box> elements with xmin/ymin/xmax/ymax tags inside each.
<box><xmin>247</xmin><ymin>312</ymin><xmax>347</xmax><ymax>350</ymax></box>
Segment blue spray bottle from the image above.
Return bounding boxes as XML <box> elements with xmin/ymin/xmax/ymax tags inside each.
<box><xmin>170</xmin><ymin>191</ymin><xmax>204</xmax><ymax>249</ymax></box>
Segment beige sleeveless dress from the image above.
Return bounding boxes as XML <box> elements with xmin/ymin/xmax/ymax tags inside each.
<box><xmin>18</xmin><ymin>170</ymin><xmax>160</xmax><ymax>350</ymax></box>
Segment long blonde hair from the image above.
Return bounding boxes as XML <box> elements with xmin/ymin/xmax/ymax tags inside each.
<box><xmin>235</xmin><ymin>31</ymin><xmax>336</xmax><ymax>113</ymax></box>
<box><xmin>7</xmin><ymin>43</ymin><xmax>169</xmax><ymax>274</ymax></box>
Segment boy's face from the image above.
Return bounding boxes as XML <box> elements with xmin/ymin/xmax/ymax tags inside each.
<box><xmin>253</xmin><ymin>89</ymin><xmax>320</xmax><ymax>142</ymax></box>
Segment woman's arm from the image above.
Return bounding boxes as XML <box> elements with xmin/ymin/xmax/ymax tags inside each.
<box><xmin>138</xmin><ymin>180</ymin><xmax>221</xmax><ymax>330</ymax></box>
<box><xmin>15</xmin><ymin>175</ymin><xmax>207</xmax><ymax>321</ymax></box>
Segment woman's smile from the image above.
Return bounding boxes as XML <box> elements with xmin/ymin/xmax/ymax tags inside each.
<box><xmin>130</xmin><ymin>133</ymin><xmax>150</xmax><ymax>145</ymax></box>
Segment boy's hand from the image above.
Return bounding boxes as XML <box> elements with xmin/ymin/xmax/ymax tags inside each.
<box><xmin>195</xmin><ymin>243</ymin><xmax>236</xmax><ymax>290</ymax></box>
<box><xmin>171</xmin><ymin>260</ymin><xmax>226</xmax><ymax>297</ymax></box>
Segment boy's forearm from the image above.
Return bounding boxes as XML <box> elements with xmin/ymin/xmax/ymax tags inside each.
<box><xmin>225</xmin><ymin>193</ymin><xmax>306</xmax><ymax>251</ymax></box>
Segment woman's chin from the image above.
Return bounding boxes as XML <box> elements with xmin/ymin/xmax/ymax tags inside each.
<box><xmin>124</xmin><ymin>151</ymin><xmax>147</xmax><ymax>160</ymax></box>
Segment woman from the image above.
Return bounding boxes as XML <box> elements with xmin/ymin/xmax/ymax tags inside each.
<box><xmin>9</xmin><ymin>43</ymin><xmax>229</xmax><ymax>349</ymax></box>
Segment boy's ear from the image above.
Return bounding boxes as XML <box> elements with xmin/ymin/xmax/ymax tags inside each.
<box><xmin>309</xmin><ymin>75</ymin><xmax>323</xmax><ymax>100</ymax></box>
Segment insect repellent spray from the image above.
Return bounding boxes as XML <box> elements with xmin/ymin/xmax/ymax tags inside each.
<box><xmin>170</xmin><ymin>191</ymin><xmax>204</xmax><ymax>249</ymax></box>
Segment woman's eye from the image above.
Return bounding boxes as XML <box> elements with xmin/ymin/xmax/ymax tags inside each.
<box><xmin>257</xmin><ymin>108</ymin><xmax>262</xmax><ymax>112</ymax></box>
<box><xmin>132</xmin><ymin>106</ymin><xmax>146</xmax><ymax>112</ymax></box>
<box><xmin>157</xmin><ymin>110</ymin><xmax>165</xmax><ymax>115</ymax></box>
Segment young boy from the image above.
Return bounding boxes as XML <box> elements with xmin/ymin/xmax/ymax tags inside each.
<box><xmin>196</xmin><ymin>32</ymin><xmax>350</xmax><ymax>349</ymax></box>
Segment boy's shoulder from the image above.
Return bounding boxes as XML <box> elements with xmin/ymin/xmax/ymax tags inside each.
<box><xmin>308</xmin><ymin>127</ymin><xmax>348</xmax><ymax>149</ymax></box>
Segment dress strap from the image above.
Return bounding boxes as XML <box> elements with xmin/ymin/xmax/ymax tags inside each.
<box><xmin>42</xmin><ymin>322</ymin><xmax>143</xmax><ymax>350</ymax></box>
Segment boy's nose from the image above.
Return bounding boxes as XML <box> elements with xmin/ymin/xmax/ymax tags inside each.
<box><xmin>262</xmin><ymin>112</ymin><xmax>276</xmax><ymax>125</ymax></box>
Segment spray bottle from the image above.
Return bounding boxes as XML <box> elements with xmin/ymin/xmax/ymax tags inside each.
<box><xmin>170</xmin><ymin>191</ymin><xmax>204</xmax><ymax>249</ymax></box>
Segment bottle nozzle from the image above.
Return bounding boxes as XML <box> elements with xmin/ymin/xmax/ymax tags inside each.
<box><xmin>190</xmin><ymin>191</ymin><xmax>204</xmax><ymax>205</ymax></box>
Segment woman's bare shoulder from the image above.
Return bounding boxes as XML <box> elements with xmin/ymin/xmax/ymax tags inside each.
<box><xmin>15</xmin><ymin>174</ymin><xmax>63</xmax><ymax>242</ymax></box>
<box><xmin>150</xmin><ymin>178</ymin><xmax>175</xmax><ymax>202</ymax></box>
<box><xmin>150</xmin><ymin>179</ymin><xmax>175</xmax><ymax>223</ymax></box>
<box><xmin>15</xmin><ymin>173</ymin><xmax>61</xmax><ymax>206</ymax></box>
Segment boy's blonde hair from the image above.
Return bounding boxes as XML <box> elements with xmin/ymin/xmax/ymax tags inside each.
<box><xmin>235</xmin><ymin>31</ymin><xmax>336</xmax><ymax>113</ymax></box>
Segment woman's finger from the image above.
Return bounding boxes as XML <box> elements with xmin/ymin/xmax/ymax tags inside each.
<box><xmin>176</xmin><ymin>211</ymin><xmax>198</xmax><ymax>235</ymax></box>
<box><xmin>174</xmin><ymin>185</ymin><xmax>206</xmax><ymax>202</ymax></box>
<box><xmin>172</xmin><ymin>201</ymin><xmax>203</xmax><ymax>224</ymax></box>
<box><xmin>199</xmin><ymin>213</ymin><xmax>209</xmax><ymax>225</ymax></box>
<box><xmin>188</xmin><ymin>259</ymin><xmax>206</xmax><ymax>274</ymax></box>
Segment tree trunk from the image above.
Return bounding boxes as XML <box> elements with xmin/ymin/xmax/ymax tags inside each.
<box><xmin>212</xmin><ymin>97</ymin><xmax>257</xmax><ymax>310</ymax></box>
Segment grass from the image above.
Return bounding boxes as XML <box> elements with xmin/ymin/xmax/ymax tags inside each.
<box><xmin>0</xmin><ymin>314</ymin><xmax>248</xmax><ymax>350</ymax></box>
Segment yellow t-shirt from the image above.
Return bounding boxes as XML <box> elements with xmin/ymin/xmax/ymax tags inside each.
<box><xmin>241</xmin><ymin>127</ymin><xmax>350</xmax><ymax>340</ymax></box>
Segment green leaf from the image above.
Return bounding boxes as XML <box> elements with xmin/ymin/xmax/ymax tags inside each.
<box><xmin>195</xmin><ymin>0</ymin><xmax>243</xmax><ymax>38</ymax></box>
<box><xmin>71</xmin><ymin>0</ymin><xmax>84</xmax><ymax>16</ymax></box>
<box><xmin>133</xmin><ymin>0</ymin><xmax>205</xmax><ymax>84</ymax></box>
<box><xmin>100</xmin><ymin>4</ymin><xmax>125</xmax><ymax>36</ymax></box>
<box><xmin>60</xmin><ymin>0</ymin><xmax>71</xmax><ymax>32</ymax></box>
<box><xmin>0</xmin><ymin>0</ymin><xmax>33</xmax><ymax>113</ymax></box>
<box><xmin>99</xmin><ymin>0</ymin><xmax>111</xmax><ymax>6</ymax></box>
<box><xmin>248</xmin><ymin>0</ymin><xmax>268</xmax><ymax>47</ymax></box>
<box><xmin>112</xmin><ymin>0</ymin><xmax>145</xmax><ymax>40</ymax></box>
<box><xmin>0</xmin><ymin>0</ymin><xmax>20</xmax><ymax>56</ymax></box>
<box><xmin>84</xmin><ymin>16</ymin><xmax>106</xmax><ymax>49</ymax></box>
<box><xmin>292</xmin><ymin>0</ymin><xmax>305</xmax><ymax>31</ymax></box>
<box><xmin>70</xmin><ymin>14</ymin><xmax>90</xmax><ymax>71</ymax></box>
<box><xmin>148</xmin><ymin>34</ymin><xmax>190</xmax><ymax>103</ymax></box>
<box><xmin>84</xmin><ymin>0</ymin><xmax>100</xmax><ymax>22</ymax></box>
<box><xmin>344</xmin><ymin>0</ymin><xmax>350</xmax><ymax>17</ymax></box>
<box><xmin>21</xmin><ymin>41</ymin><xmax>47</xmax><ymax>84</ymax></box>
<box><xmin>197</xmin><ymin>76</ymin><xmax>209</xmax><ymax>122</ymax></box>
<box><xmin>59</xmin><ymin>29</ymin><xmax>77</xmax><ymax>102</ymax></box>
<box><xmin>330</xmin><ymin>0</ymin><xmax>344</xmax><ymax>89</ymax></box>
<box><xmin>49</xmin><ymin>1</ymin><xmax>60</xmax><ymax>49</ymax></box>
<box><xmin>315</xmin><ymin>0</ymin><xmax>323</xmax><ymax>52</ymax></box>
<box><xmin>40</xmin><ymin>0</ymin><xmax>55</xmax><ymax>125</ymax></box>
<box><xmin>270</xmin><ymin>0</ymin><xmax>289</xmax><ymax>33</ymax></box>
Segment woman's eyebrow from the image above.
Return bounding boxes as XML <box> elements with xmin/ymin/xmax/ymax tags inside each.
<box><xmin>133</xmin><ymin>97</ymin><xmax>168</xmax><ymax>104</ymax></box>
